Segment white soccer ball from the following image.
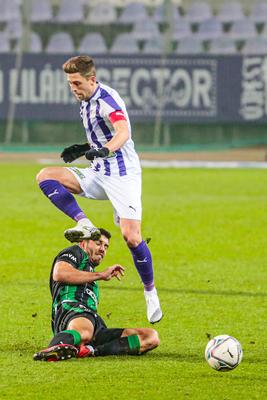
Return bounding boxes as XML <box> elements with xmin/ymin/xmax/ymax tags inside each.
<box><xmin>205</xmin><ymin>335</ymin><xmax>243</xmax><ymax>371</ymax></box>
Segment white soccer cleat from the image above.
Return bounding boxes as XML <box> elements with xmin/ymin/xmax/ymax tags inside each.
<box><xmin>144</xmin><ymin>288</ymin><xmax>163</xmax><ymax>324</ymax></box>
<box><xmin>64</xmin><ymin>224</ymin><xmax>101</xmax><ymax>243</ymax></box>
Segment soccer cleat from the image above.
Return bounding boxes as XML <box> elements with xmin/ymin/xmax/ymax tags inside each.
<box><xmin>64</xmin><ymin>224</ymin><xmax>101</xmax><ymax>243</ymax></box>
<box><xmin>33</xmin><ymin>344</ymin><xmax>78</xmax><ymax>362</ymax></box>
<box><xmin>77</xmin><ymin>344</ymin><xmax>95</xmax><ymax>358</ymax></box>
<box><xmin>144</xmin><ymin>288</ymin><xmax>163</xmax><ymax>324</ymax></box>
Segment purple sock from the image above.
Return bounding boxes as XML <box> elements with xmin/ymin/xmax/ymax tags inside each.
<box><xmin>129</xmin><ymin>240</ymin><xmax>154</xmax><ymax>291</ymax></box>
<box><xmin>39</xmin><ymin>179</ymin><xmax>87</xmax><ymax>221</ymax></box>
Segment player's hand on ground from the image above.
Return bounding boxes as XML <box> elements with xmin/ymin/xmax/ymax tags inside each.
<box><xmin>101</xmin><ymin>265</ymin><xmax>125</xmax><ymax>281</ymax></box>
<box><xmin>85</xmin><ymin>147</ymin><xmax>109</xmax><ymax>161</ymax></box>
<box><xmin>61</xmin><ymin>143</ymin><xmax>91</xmax><ymax>163</ymax></box>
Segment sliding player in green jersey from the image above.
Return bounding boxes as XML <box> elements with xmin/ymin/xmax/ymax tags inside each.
<box><xmin>34</xmin><ymin>228</ymin><xmax>160</xmax><ymax>361</ymax></box>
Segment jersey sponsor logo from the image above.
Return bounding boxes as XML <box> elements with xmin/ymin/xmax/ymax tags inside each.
<box><xmin>84</xmin><ymin>288</ymin><xmax>98</xmax><ymax>305</ymax></box>
<box><xmin>61</xmin><ymin>253</ymin><xmax>77</xmax><ymax>263</ymax></box>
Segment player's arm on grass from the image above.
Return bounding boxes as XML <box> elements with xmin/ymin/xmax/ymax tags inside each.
<box><xmin>53</xmin><ymin>261</ymin><xmax>125</xmax><ymax>284</ymax></box>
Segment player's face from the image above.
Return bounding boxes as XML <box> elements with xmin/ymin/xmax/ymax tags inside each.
<box><xmin>67</xmin><ymin>72</ymin><xmax>97</xmax><ymax>101</ymax></box>
<box><xmin>86</xmin><ymin>235</ymin><xmax>110</xmax><ymax>266</ymax></box>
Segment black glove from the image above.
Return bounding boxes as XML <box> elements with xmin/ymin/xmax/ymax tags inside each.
<box><xmin>85</xmin><ymin>147</ymin><xmax>109</xmax><ymax>161</ymax></box>
<box><xmin>60</xmin><ymin>143</ymin><xmax>91</xmax><ymax>163</ymax></box>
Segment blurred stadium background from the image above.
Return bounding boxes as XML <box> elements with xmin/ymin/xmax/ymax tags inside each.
<box><xmin>0</xmin><ymin>0</ymin><xmax>267</xmax><ymax>161</ymax></box>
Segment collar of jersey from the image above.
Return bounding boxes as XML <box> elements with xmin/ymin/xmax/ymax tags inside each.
<box><xmin>85</xmin><ymin>82</ymin><xmax>100</xmax><ymax>103</ymax></box>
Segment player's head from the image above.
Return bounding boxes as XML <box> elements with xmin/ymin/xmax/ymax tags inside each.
<box><xmin>62</xmin><ymin>55</ymin><xmax>97</xmax><ymax>102</ymax></box>
<box><xmin>80</xmin><ymin>228</ymin><xmax>111</xmax><ymax>266</ymax></box>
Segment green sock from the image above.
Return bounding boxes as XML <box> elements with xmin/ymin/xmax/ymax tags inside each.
<box><xmin>49</xmin><ymin>330</ymin><xmax>82</xmax><ymax>347</ymax></box>
<box><xmin>94</xmin><ymin>335</ymin><xmax>140</xmax><ymax>356</ymax></box>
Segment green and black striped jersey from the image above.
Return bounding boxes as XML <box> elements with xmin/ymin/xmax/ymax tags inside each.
<box><xmin>50</xmin><ymin>245</ymin><xmax>100</xmax><ymax>313</ymax></box>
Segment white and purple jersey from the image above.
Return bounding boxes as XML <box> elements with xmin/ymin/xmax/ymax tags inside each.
<box><xmin>80</xmin><ymin>82</ymin><xmax>141</xmax><ymax>177</ymax></box>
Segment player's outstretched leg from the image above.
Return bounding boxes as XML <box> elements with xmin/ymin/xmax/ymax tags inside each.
<box><xmin>77</xmin><ymin>328</ymin><xmax>160</xmax><ymax>357</ymax></box>
<box><xmin>37</xmin><ymin>168</ymin><xmax>101</xmax><ymax>242</ymax></box>
<box><xmin>121</xmin><ymin>220</ymin><xmax>163</xmax><ymax>324</ymax></box>
<box><xmin>129</xmin><ymin>240</ymin><xmax>163</xmax><ymax>324</ymax></box>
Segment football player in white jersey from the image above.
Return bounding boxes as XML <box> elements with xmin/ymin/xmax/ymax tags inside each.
<box><xmin>37</xmin><ymin>56</ymin><xmax>162</xmax><ymax>324</ymax></box>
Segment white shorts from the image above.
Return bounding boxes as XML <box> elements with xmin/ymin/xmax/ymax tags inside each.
<box><xmin>67</xmin><ymin>166</ymin><xmax>142</xmax><ymax>224</ymax></box>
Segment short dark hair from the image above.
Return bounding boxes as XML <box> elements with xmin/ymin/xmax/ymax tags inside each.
<box><xmin>62</xmin><ymin>55</ymin><xmax>96</xmax><ymax>78</ymax></box>
<box><xmin>99</xmin><ymin>228</ymin><xmax>111</xmax><ymax>240</ymax></box>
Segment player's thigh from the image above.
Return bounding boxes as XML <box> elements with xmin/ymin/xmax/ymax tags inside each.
<box><xmin>37</xmin><ymin>166</ymin><xmax>82</xmax><ymax>194</ymax></box>
<box><xmin>68</xmin><ymin>166</ymin><xmax>109</xmax><ymax>200</ymax></box>
<box><xmin>104</xmin><ymin>173</ymin><xmax>142</xmax><ymax>220</ymax></box>
<box><xmin>67</xmin><ymin>316</ymin><xmax>95</xmax><ymax>343</ymax></box>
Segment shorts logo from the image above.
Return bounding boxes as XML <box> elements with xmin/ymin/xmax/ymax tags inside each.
<box><xmin>129</xmin><ymin>205</ymin><xmax>136</xmax><ymax>212</ymax></box>
<box><xmin>70</xmin><ymin>167</ymin><xmax>86</xmax><ymax>179</ymax></box>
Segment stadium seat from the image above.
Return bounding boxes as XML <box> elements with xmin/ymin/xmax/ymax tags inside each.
<box><xmin>261</xmin><ymin>22</ymin><xmax>267</xmax><ymax>36</ymax></box>
<box><xmin>5</xmin><ymin>18</ymin><xmax>22</xmax><ymax>39</ymax></box>
<box><xmin>195</xmin><ymin>18</ymin><xmax>223</xmax><ymax>40</ymax></box>
<box><xmin>46</xmin><ymin>32</ymin><xmax>75</xmax><ymax>53</ymax></box>
<box><xmin>55</xmin><ymin>0</ymin><xmax>84</xmax><ymax>23</ymax></box>
<box><xmin>0</xmin><ymin>0</ymin><xmax>20</xmax><ymax>22</ymax></box>
<box><xmin>242</xmin><ymin>37</ymin><xmax>267</xmax><ymax>54</ymax></box>
<box><xmin>132</xmin><ymin>19</ymin><xmax>160</xmax><ymax>40</ymax></box>
<box><xmin>85</xmin><ymin>2</ymin><xmax>117</xmax><ymax>25</ymax></box>
<box><xmin>152</xmin><ymin>3</ymin><xmax>181</xmax><ymax>23</ymax></box>
<box><xmin>185</xmin><ymin>2</ymin><xmax>212</xmax><ymax>24</ymax></box>
<box><xmin>29</xmin><ymin>32</ymin><xmax>43</xmax><ymax>53</ymax></box>
<box><xmin>14</xmin><ymin>32</ymin><xmax>43</xmax><ymax>53</ymax></box>
<box><xmin>119</xmin><ymin>2</ymin><xmax>149</xmax><ymax>24</ymax></box>
<box><xmin>208</xmin><ymin>37</ymin><xmax>237</xmax><ymax>54</ymax></box>
<box><xmin>30</xmin><ymin>0</ymin><xmax>53</xmax><ymax>23</ymax></box>
<box><xmin>110</xmin><ymin>33</ymin><xmax>139</xmax><ymax>54</ymax></box>
<box><xmin>249</xmin><ymin>2</ymin><xmax>267</xmax><ymax>24</ymax></box>
<box><xmin>170</xmin><ymin>19</ymin><xmax>191</xmax><ymax>40</ymax></box>
<box><xmin>142</xmin><ymin>36</ymin><xmax>165</xmax><ymax>54</ymax></box>
<box><xmin>216</xmin><ymin>2</ymin><xmax>245</xmax><ymax>23</ymax></box>
<box><xmin>228</xmin><ymin>19</ymin><xmax>257</xmax><ymax>40</ymax></box>
<box><xmin>142</xmin><ymin>0</ymin><xmax>163</xmax><ymax>6</ymax></box>
<box><xmin>78</xmin><ymin>33</ymin><xmax>107</xmax><ymax>55</ymax></box>
<box><xmin>0</xmin><ymin>31</ymin><xmax>10</xmax><ymax>52</ymax></box>
<box><xmin>176</xmin><ymin>37</ymin><xmax>203</xmax><ymax>54</ymax></box>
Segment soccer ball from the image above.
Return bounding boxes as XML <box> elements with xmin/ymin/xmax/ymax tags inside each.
<box><xmin>205</xmin><ymin>335</ymin><xmax>243</xmax><ymax>371</ymax></box>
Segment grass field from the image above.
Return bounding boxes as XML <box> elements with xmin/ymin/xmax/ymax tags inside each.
<box><xmin>1</xmin><ymin>164</ymin><xmax>266</xmax><ymax>400</ymax></box>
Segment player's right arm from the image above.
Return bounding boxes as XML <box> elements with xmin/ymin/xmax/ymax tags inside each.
<box><xmin>61</xmin><ymin>143</ymin><xmax>91</xmax><ymax>163</ymax></box>
<box><xmin>53</xmin><ymin>261</ymin><xmax>124</xmax><ymax>284</ymax></box>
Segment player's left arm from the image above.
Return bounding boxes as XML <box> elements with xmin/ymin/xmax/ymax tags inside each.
<box><xmin>104</xmin><ymin>119</ymin><xmax>129</xmax><ymax>153</ymax></box>
<box><xmin>85</xmin><ymin>109</ymin><xmax>130</xmax><ymax>160</ymax></box>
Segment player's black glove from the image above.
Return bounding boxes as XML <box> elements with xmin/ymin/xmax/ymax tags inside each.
<box><xmin>60</xmin><ymin>143</ymin><xmax>91</xmax><ymax>163</ymax></box>
<box><xmin>85</xmin><ymin>147</ymin><xmax>110</xmax><ymax>161</ymax></box>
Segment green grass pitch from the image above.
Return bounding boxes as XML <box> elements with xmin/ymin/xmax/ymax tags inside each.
<box><xmin>0</xmin><ymin>164</ymin><xmax>266</xmax><ymax>400</ymax></box>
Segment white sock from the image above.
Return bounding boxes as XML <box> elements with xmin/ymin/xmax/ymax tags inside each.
<box><xmin>77</xmin><ymin>218</ymin><xmax>94</xmax><ymax>227</ymax></box>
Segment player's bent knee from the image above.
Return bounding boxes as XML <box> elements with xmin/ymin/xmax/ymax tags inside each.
<box><xmin>147</xmin><ymin>329</ymin><xmax>160</xmax><ymax>349</ymax></box>
<box><xmin>36</xmin><ymin>167</ymin><xmax>54</xmax><ymax>183</ymax></box>
<box><xmin>139</xmin><ymin>329</ymin><xmax>160</xmax><ymax>353</ymax></box>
